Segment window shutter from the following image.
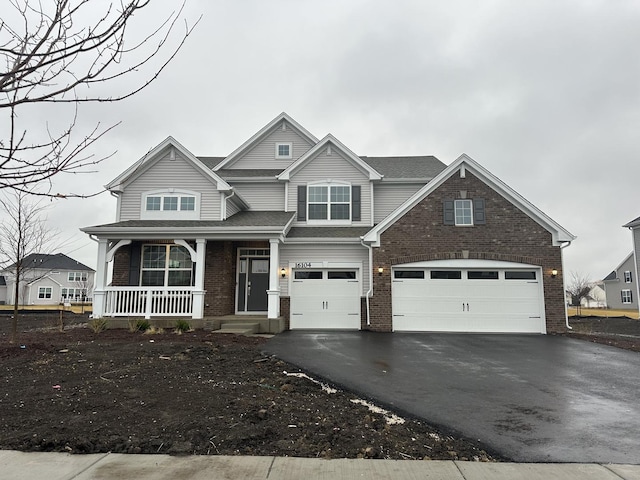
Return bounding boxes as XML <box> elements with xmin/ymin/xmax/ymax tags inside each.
<box><xmin>297</xmin><ymin>185</ymin><xmax>307</xmax><ymax>221</ymax></box>
<box><xmin>129</xmin><ymin>242</ymin><xmax>141</xmax><ymax>286</ymax></box>
<box><xmin>473</xmin><ymin>198</ymin><xmax>486</xmax><ymax>225</ymax></box>
<box><xmin>443</xmin><ymin>199</ymin><xmax>455</xmax><ymax>225</ymax></box>
<box><xmin>352</xmin><ymin>185</ymin><xmax>361</xmax><ymax>221</ymax></box>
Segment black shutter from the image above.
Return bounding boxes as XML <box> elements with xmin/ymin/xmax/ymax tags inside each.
<box><xmin>352</xmin><ymin>185</ymin><xmax>361</xmax><ymax>221</ymax></box>
<box><xmin>473</xmin><ymin>198</ymin><xmax>486</xmax><ymax>225</ymax></box>
<box><xmin>297</xmin><ymin>185</ymin><xmax>307</xmax><ymax>221</ymax></box>
<box><xmin>129</xmin><ymin>242</ymin><xmax>142</xmax><ymax>286</ymax></box>
<box><xmin>443</xmin><ymin>199</ymin><xmax>455</xmax><ymax>225</ymax></box>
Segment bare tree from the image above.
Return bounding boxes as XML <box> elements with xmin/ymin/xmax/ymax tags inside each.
<box><xmin>0</xmin><ymin>0</ymin><xmax>199</xmax><ymax>197</ymax></box>
<box><xmin>566</xmin><ymin>271</ymin><xmax>593</xmax><ymax>317</ymax></box>
<box><xmin>0</xmin><ymin>190</ymin><xmax>59</xmax><ymax>342</ymax></box>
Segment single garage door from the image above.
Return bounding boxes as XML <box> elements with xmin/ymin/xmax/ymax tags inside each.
<box><xmin>392</xmin><ymin>262</ymin><xmax>544</xmax><ymax>333</ymax></box>
<box><xmin>290</xmin><ymin>269</ymin><xmax>361</xmax><ymax>329</ymax></box>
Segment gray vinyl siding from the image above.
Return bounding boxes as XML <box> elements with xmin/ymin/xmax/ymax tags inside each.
<box><xmin>230</xmin><ymin>126</ymin><xmax>314</xmax><ymax>169</ymax></box>
<box><xmin>279</xmin><ymin>244</ymin><xmax>370</xmax><ymax>295</ymax></box>
<box><xmin>226</xmin><ymin>198</ymin><xmax>242</xmax><ymax>217</ymax></box>
<box><xmin>287</xmin><ymin>149</ymin><xmax>372</xmax><ymax>226</ymax></box>
<box><xmin>374</xmin><ymin>183</ymin><xmax>424</xmax><ymax>223</ymax></box>
<box><xmin>603</xmin><ymin>254</ymin><xmax>638</xmax><ymax>310</ymax></box>
<box><xmin>231</xmin><ymin>183</ymin><xmax>285</xmax><ymax>211</ymax></box>
<box><xmin>119</xmin><ymin>151</ymin><xmax>222</xmax><ymax>221</ymax></box>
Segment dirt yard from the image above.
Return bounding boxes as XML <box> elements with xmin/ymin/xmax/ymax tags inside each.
<box><xmin>0</xmin><ymin>315</ymin><xmax>498</xmax><ymax>461</ymax></box>
<box><xmin>564</xmin><ymin>315</ymin><xmax>640</xmax><ymax>352</ymax></box>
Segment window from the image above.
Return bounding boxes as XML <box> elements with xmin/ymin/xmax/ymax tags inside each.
<box><xmin>455</xmin><ymin>199</ymin><xmax>473</xmax><ymax>226</ymax></box>
<box><xmin>328</xmin><ymin>271</ymin><xmax>357</xmax><ymax>279</ymax></box>
<box><xmin>308</xmin><ymin>185</ymin><xmax>351</xmax><ymax>221</ymax></box>
<box><xmin>68</xmin><ymin>272</ymin><xmax>88</xmax><ymax>282</ymax></box>
<box><xmin>431</xmin><ymin>270</ymin><xmax>462</xmax><ymax>279</ymax></box>
<box><xmin>505</xmin><ymin>271</ymin><xmax>537</xmax><ymax>280</ymax></box>
<box><xmin>38</xmin><ymin>287</ymin><xmax>52</xmax><ymax>299</ymax></box>
<box><xmin>468</xmin><ymin>271</ymin><xmax>499</xmax><ymax>280</ymax></box>
<box><xmin>624</xmin><ymin>271</ymin><xmax>632</xmax><ymax>283</ymax></box>
<box><xmin>294</xmin><ymin>271</ymin><xmax>323</xmax><ymax>280</ymax></box>
<box><xmin>61</xmin><ymin>288</ymin><xmax>87</xmax><ymax>300</ymax></box>
<box><xmin>141</xmin><ymin>245</ymin><xmax>193</xmax><ymax>286</ymax></box>
<box><xmin>394</xmin><ymin>270</ymin><xmax>425</xmax><ymax>279</ymax></box>
<box><xmin>275</xmin><ymin>142</ymin><xmax>292</xmax><ymax>159</ymax></box>
<box><xmin>622</xmin><ymin>289</ymin><xmax>633</xmax><ymax>304</ymax></box>
<box><xmin>144</xmin><ymin>193</ymin><xmax>196</xmax><ymax>212</ymax></box>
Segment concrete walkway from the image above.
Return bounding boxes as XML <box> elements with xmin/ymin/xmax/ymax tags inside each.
<box><xmin>2</xmin><ymin>451</ymin><xmax>640</xmax><ymax>480</ymax></box>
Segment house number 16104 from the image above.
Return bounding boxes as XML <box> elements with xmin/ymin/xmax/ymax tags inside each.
<box><xmin>295</xmin><ymin>262</ymin><xmax>312</xmax><ymax>268</ymax></box>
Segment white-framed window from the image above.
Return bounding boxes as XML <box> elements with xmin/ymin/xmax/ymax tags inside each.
<box><xmin>145</xmin><ymin>194</ymin><xmax>195</xmax><ymax>212</ymax></box>
<box><xmin>61</xmin><ymin>288</ymin><xmax>87</xmax><ymax>300</ymax></box>
<box><xmin>275</xmin><ymin>142</ymin><xmax>293</xmax><ymax>159</ymax></box>
<box><xmin>624</xmin><ymin>271</ymin><xmax>632</xmax><ymax>283</ymax></box>
<box><xmin>455</xmin><ymin>199</ymin><xmax>473</xmax><ymax>226</ymax></box>
<box><xmin>68</xmin><ymin>272</ymin><xmax>88</xmax><ymax>282</ymax></box>
<box><xmin>141</xmin><ymin>244</ymin><xmax>193</xmax><ymax>287</ymax></box>
<box><xmin>308</xmin><ymin>184</ymin><xmax>351</xmax><ymax>221</ymax></box>
<box><xmin>621</xmin><ymin>289</ymin><xmax>633</xmax><ymax>304</ymax></box>
<box><xmin>142</xmin><ymin>190</ymin><xmax>200</xmax><ymax>220</ymax></box>
<box><xmin>38</xmin><ymin>287</ymin><xmax>52</xmax><ymax>299</ymax></box>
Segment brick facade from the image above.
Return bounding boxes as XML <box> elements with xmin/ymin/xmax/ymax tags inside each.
<box><xmin>368</xmin><ymin>171</ymin><xmax>566</xmax><ymax>333</ymax></box>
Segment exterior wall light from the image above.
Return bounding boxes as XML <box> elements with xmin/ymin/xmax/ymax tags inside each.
<box><xmin>378</xmin><ymin>267</ymin><xmax>384</xmax><ymax>275</ymax></box>
<box><xmin>551</xmin><ymin>269</ymin><xmax>558</xmax><ymax>278</ymax></box>
<box><xmin>280</xmin><ymin>267</ymin><xmax>286</xmax><ymax>278</ymax></box>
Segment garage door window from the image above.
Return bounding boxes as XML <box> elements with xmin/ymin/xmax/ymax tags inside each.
<box><xmin>294</xmin><ymin>271</ymin><xmax>323</xmax><ymax>280</ymax></box>
<box><xmin>468</xmin><ymin>271</ymin><xmax>498</xmax><ymax>280</ymax></box>
<box><xmin>431</xmin><ymin>270</ymin><xmax>462</xmax><ymax>279</ymax></box>
<box><xmin>505</xmin><ymin>271</ymin><xmax>536</xmax><ymax>280</ymax></box>
<box><xmin>328</xmin><ymin>271</ymin><xmax>356</xmax><ymax>279</ymax></box>
<box><xmin>394</xmin><ymin>270</ymin><xmax>425</xmax><ymax>279</ymax></box>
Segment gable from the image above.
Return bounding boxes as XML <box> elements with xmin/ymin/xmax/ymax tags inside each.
<box><xmin>364</xmin><ymin>154</ymin><xmax>575</xmax><ymax>247</ymax></box>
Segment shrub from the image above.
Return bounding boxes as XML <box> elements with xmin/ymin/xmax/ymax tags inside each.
<box><xmin>88</xmin><ymin>318</ymin><xmax>108</xmax><ymax>333</ymax></box>
<box><xmin>131</xmin><ymin>319</ymin><xmax>151</xmax><ymax>332</ymax></box>
<box><xmin>175</xmin><ymin>319</ymin><xmax>191</xmax><ymax>333</ymax></box>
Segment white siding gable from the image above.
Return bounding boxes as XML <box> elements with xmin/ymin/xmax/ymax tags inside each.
<box><xmin>229</xmin><ymin>125</ymin><xmax>314</xmax><ymax>169</ymax></box>
<box><xmin>119</xmin><ymin>151</ymin><xmax>222</xmax><ymax>221</ymax></box>
<box><xmin>287</xmin><ymin>149</ymin><xmax>372</xmax><ymax>227</ymax></box>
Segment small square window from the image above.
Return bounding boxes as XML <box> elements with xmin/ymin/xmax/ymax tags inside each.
<box><xmin>146</xmin><ymin>196</ymin><xmax>161</xmax><ymax>211</ymax></box>
<box><xmin>180</xmin><ymin>196</ymin><xmax>195</xmax><ymax>211</ymax></box>
<box><xmin>163</xmin><ymin>196</ymin><xmax>178</xmax><ymax>211</ymax></box>
<box><xmin>275</xmin><ymin>143</ymin><xmax>292</xmax><ymax>159</ymax></box>
<box><xmin>455</xmin><ymin>199</ymin><xmax>473</xmax><ymax>226</ymax></box>
<box><xmin>624</xmin><ymin>271</ymin><xmax>632</xmax><ymax>283</ymax></box>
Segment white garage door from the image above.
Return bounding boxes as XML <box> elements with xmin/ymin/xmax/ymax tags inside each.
<box><xmin>392</xmin><ymin>262</ymin><xmax>544</xmax><ymax>333</ymax></box>
<box><xmin>290</xmin><ymin>270</ymin><xmax>361</xmax><ymax>329</ymax></box>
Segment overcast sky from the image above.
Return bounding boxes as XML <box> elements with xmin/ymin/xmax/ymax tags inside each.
<box><xmin>4</xmin><ymin>0</ymin><xmax>639</xmax><ymax>282</ymax></box>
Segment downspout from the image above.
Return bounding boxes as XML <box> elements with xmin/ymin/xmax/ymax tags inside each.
<box><xmin>560</xmin><ymin>241</ymin><xmax>572</xmax><ymax>330</ymax></box>
<box><xmin>222</xmin><ymin>190</ymin><xmax>235</xmax><ymax>220</ymax></box>
<box><xmin>361</xmin><ymin>238</ymin><xmax>372</xmax><ymax>326</ymax></box>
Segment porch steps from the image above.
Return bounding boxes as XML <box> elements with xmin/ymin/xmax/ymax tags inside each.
<box><xmin>213</xmin><ymin>322</ymin><xmax>261</xmax><ymax>336</ymax></box>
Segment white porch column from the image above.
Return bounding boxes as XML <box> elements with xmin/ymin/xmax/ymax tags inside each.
<box><xmin>92</xmin><ymin>238</ymin><xmax>109</xmax><ymax>319</ymax></box>
<box><xmin>192</xmin><ymin>238</ymin><xmax>207</xmax><ymax>319</ymax></box>
<box><xmin>267</xmin><ymin>238</ymin><xmax>281</xmax><ymax>319</ymax></box>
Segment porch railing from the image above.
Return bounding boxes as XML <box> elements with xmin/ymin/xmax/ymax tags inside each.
<box><xmin>103</xmin><ymin>287</ymin><xmax>194</xmax><ymax>319</ymax></box>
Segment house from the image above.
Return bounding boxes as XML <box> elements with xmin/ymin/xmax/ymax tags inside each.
<box><xmin>81</xmin><ymin>113</ymin><xmax>575</xmax><ymax>333</ymax></box>
<box><xmin>0</xmin><ymin>275</ymin><xmax>7</xmax><ymax>305</ymax></box>
<box><xmin>1</xmin><ymin>253</ymin><xmax>95</xmax><ymax>306</ymax></box>
<box><xmin>602</xmin><ymin>252</ymin><xmax>637</xmax><ymax>311</ymax></box>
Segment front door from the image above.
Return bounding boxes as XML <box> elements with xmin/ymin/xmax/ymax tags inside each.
<box><xmin>237</xmin><ymin>257</ymin><xmax>269</xmax><ymax>313</ymax></box>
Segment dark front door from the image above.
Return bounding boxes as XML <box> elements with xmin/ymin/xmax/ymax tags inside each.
<box><xmin>238</xmin><ymin>257</ymin><xmax>269</xmax><ymax>312</ymax></box>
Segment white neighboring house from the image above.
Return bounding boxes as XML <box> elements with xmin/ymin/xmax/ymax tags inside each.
<box><xmin>1</xmin><ymin>253</ymin><xmax>95</xmax><ymax>306</ymax></box>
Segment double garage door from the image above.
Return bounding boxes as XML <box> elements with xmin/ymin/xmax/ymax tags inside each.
<box><xmin>290</xmin><ymin>269</ymin><xmax>361</xmax><ymax>330</ymax></box>
<box><xmin>392</xmin><ymin>262</ymin><xmax>545</xmax><ymax>333</ymax></box>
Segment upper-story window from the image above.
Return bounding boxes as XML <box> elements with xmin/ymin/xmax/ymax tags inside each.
<box><xmin>68</xmin><ymin>272</ymin><xmax>88</xmax><ymax>282</ymax></box>
<box><xmin>308</xmin><ymin>185</ymin><xmax>351</xmax><ymax>221</ymax></box>
<box><xmin>142</xmin><ymin>190</ymin><xmax>200</xmax><ymax>220</ymax></box>
<box><xmin>275</xmin><ymin>142</ymin><xmax>293</xmax><ymax>159</ymax></box>
<box><xmin>455</xmin><ymin>199</ymin><xmax>473</xmax><ymax>226</ymax></box>
<box><xmin>624</xmin><ymin>270</ymin><xmax>632</xmax><ymax>283</ymax></box>
<box><xmin>443</xmin><ymin>198</ymin><xmax>486</xmax><ymax>226</ymax></box>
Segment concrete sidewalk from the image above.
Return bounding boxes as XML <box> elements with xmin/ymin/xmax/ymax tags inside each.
<box><xmin>2</xmin><ymin>451</ymin><xmax>640</xmax><ymax>480</ymax></box>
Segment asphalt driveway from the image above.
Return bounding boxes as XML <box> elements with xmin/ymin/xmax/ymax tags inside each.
<box><xmin>264</xmin><ymin>332</ymin><xmax>640</xmax><ymax>464</ymax></box>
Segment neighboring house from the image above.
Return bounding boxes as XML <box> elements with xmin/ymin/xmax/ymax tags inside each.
<box><xmin>81</xmin><ymin>113</ymin><xmax>575</xmax><ymax>333</ymax></box>
<box><xmin>619</xmin><ymin>214</ymin><xmax>640</xmax><ymax>317</ymax></box>
<box><xmin>1</xmin><ymin>253</ymin><xmax>95</xmax><ymax>306</ymax></box>
<box><xmin>566</xmin><ymin>283</ymin><xmax>607</xmax><ymax>308</ymax></box>
<box><xmin>602</xmin><ymin>252</ymin><xmax>637</xmax><ymax>310</ymax></box>
<box><xmin>0</xmin><ymin>275</ymin><xmax>7</xmax><ymax>305</ymax></box>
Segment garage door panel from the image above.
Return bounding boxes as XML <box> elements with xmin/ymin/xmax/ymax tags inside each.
<box><xmin>392</xmin><ymin>266</ymin><xmax>544</xmax><ymax>333</ymax></box>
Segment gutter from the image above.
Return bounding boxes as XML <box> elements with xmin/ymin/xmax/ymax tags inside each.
<box><xmin>360</xmin><ymin>238</ymin><xmax>373</xmax><ymax>327</ymax></box>
<box><xmin>560</xmin><ymin>241</ymin><xmax>572</xmax><ymax>330</ymax></box>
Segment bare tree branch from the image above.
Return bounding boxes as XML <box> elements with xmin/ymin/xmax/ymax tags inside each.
<box><xmin>0</xmin><ymin>0</ymin><xmax>201</xmax><ymax>197</ymax></box>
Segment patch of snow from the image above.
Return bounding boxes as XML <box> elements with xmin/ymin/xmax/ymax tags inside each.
<box><xmin>283</xmin><ymin>371</ymin><xmax>337</xmax><ymax>394</ymax></box>
<box><xmin>350</xmin><ymin>398</ymin><xmax>406</xmax><ymax>425</ymax></box>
